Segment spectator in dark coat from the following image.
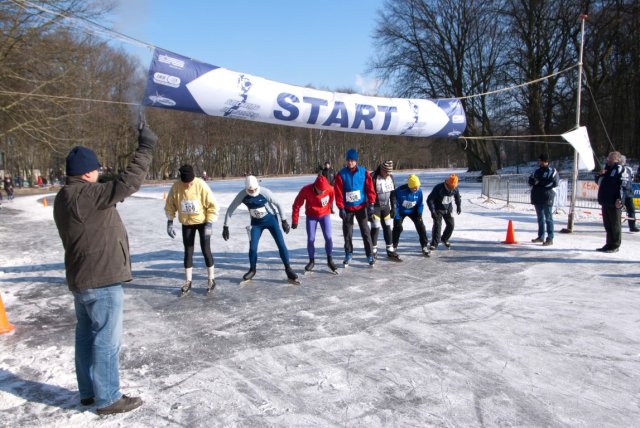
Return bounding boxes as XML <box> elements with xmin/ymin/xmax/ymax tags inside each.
<box><xmin>321</xmin><ymin>161</ymin><xmax>336</xmax><ymax>186</ymax></box>
<box><xmin>594</xmin><ymin>151</ymin><xmax>627</xmax><ymax>252</ymax></box>
<box><xmin>528</xmin><ymin>154</ymin><xmax>559</xmax><ymax>246</ymax></box>
<box><xmin>53</xmin><ymin>124</ymin><xmax>157</xmax><ymax>415</ymax></box>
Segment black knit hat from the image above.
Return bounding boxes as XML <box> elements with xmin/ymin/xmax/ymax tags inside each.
<box><xmin>179</xmin><ymin>164</ymin><xmax>195</xmax><ymax>183</ymax></box>
<box><xmin>66</xmin><ymin>146</ymin><xmax>101</xmax><ymax>176</ymax></box>
<box><xmin>538</xmin><ymin>153</ymin><xmax>549</xmax><ymax>162</ymax></box>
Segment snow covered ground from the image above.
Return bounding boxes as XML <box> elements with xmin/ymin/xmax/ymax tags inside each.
<box><xmin>1</xmin><ymin>171</ymin><xmax>639</xmax><ymax>427</ymax></box>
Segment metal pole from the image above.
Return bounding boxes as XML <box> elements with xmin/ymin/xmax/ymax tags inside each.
<box><xmin>564</xmin><ymin>14</ymin><xmax>587</xmax><ymax>233</ymax></box>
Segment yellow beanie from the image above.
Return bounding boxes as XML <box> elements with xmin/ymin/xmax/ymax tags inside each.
<box><xmin>446</xmin><ymin>174</ymin><xmax>459</xmax><ymax>189</ymax></box>
<box><xmin>407</xmin><ymin>174</ymin><xmax>420</xmax><ymax>189</ymax></box>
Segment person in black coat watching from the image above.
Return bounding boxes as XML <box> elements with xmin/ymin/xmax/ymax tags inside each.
<box><xmin>595</xmin><ymin>151</ymin><xmax>628</xmax><ymax>252</ymax></box>
<box><xmin>320</xmin><ymin>161</ymin><xmax>336</xmax><ymax>186</ymax></box>
<box><xmin>528</xmin><ymin>153</ymin><xmax>559</xmax><ymax>246</ymax></box>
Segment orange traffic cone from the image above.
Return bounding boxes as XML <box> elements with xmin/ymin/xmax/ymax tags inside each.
<box><xmin>42</xmin><ymin>197</ymin><xmax>48</xmax><ymax>207</ymax></box>
<box><xmin>0</xmin><ymin>294</ymin><xmax>15</xmax><ymax>334</ymax></box>
<box><xmin>502</xmin><ymin>219</ymin><xmax>518</xmax><ymax>244</ymax></box>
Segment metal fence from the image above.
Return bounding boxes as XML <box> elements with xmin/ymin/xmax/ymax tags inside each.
<box><xmin>481</xmin><ymin>173</ymin><xmax>601</xmax><ymax>210</ymax></box>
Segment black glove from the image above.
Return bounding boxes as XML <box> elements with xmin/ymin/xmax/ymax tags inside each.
<box><xmin>456</xmin><ymin>205</ymin><xmax>462</xmax><ymax>215</ymax></box>
<box><xmin>291</xmin><ymin>223</ymin><xmax>298</xmax><ymax>230</ymax></box>
<box><xmin>138</xmin><ymin>125</ymin><xmax>158</xmax><ymax>151</ymax></box>
<box><xmin>367</xmin><ymin>204</ymin><xmax>375</xmax><ymax>220</ymax></box>
<box><xmin>204</xmin><ymin>222</ymin><xmax>213</xmax><ymax>237</ymax></box>
<box><xmin>390</xmin><ymin>206</ymin><xmax>396</xmax><ymax>219</ymax></box>
<box><xmin>222</xmin><ymin>225</ymin><xmax>229</xmax><ymax>241</ymax></box>
<box><xmin>339</xmin><ymin>208</ymin><xmax>347</xmax><ymax>220</ymax></box>
<box><xmin>282</xmin><ymin>219</ymin><xmax>290</xmax><ymax>234</ymax></box>
<box><xmin>167</xmin><ymin>220</ymin><xmax>176</xmax><ymax>239</ymax></box>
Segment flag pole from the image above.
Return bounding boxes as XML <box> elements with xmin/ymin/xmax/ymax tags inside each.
<box><xmin>564</xmin><ymin>14</ymin><xmax>587</xmax><ymax>233</ymax></box>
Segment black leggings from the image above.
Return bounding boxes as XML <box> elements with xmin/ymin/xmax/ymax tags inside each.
<box><xmin>182</xmin><ymin>224</ymin><xmax>214</xmax><ymax>268</ymax></box>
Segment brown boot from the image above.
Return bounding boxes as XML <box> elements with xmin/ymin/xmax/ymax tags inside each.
<box><xmin>96</xmin><ymin>395</ymin><xmax>142</xmax><ymax>415</ymax></box>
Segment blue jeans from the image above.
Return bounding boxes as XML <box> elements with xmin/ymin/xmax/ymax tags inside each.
<box><xmin>73</xmin><ymin>284</ymin><xmax>123</xmax><ymax>408</ymax></box>
<box><xmin>534</xmin><ymin>204</ymin><xmax>554</xmax><ymax>240</ymax></box>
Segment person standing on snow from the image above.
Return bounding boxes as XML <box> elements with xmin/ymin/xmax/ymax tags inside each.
<box><xmin>53</xmin><ymin>123</ymin><xmax>157</xmax><ymax>415</ymax></box>
<box><xmin>334</xmin><ymin>148</ymin><xmax>377</xmax><ymax>266</ymax></box>
<box><xmin>392</xmin><ymin>174</ymin><xmax>431</xmax><ymax>257</ymax></box>
<box><xmin>595</xmin><ymin>151</ymin><xmax>628</xmax><ymax>253</ymax></box>
<box><xmin>528</xmin><ymin>154</ymin><xmax>559</xmax><ymax>246</ymax></box>
<box><xmin>620</xmin><ymin>155</ymin><xmax>639</xmax><ymax>232</ymax></box>
<box><xmin>291</xmin><ymin>175</ymin><xmax>338</xmax><ymax>273</ymax></box>
<box><xmin>222</xmin><ymin>175</ymin><xmax>299</xmax><ymax>283</ymax></box>
<box><xmin>165</xmin><ymin>164</ymin><xmax>220</xmax><ymax>296</ymax></box>
<box><xmin>320</xmin><ymin>161</ymin><xmax>336</xmax><ymax>186</ymax></box>
<box><xmin>427</xmin><ymin>174</ymin><xmax>462</xmax><ymax>250</ymax></box>
<box><xmin>370</xmin><ymin>160</ymin><xmax>398</xmax><ymax>260</ymax></box>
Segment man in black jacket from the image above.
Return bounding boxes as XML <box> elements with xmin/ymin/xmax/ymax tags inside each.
<box><xmin>53</xmin><ymin>124</ymin><xmax>157</xmax><ymax>415</ymax></box>
<box><xmin>595</xmin><ymin>151</ymin><xmax>627</xmax><ymax>253</ymax></box>
<box><xmin>528</xmin><ymin>154</ymin><xmax>559</xmax><ymax>246</ymax></box>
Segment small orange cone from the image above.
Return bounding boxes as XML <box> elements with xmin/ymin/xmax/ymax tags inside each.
<box><xmin>502</xmin><ymin>219</ymin><xmax>518</xmax><ymax>244</ymax></box>
<box><xmin>0</xmin><ymin>294</ymin><xmax>15</xmax><ymax>334</ymax></box>
<box><xmin>42</xmin><ymin>197</ymin><xmax>48</xmax><ymax>207</ymax></box>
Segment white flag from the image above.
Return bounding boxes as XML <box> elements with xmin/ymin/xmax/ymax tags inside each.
<box><xmin>561</xmin><ymin>126</ymin><xmax>595</xmax><ymax>171</ymax></box>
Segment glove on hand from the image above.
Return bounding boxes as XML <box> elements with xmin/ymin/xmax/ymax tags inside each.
<box><xmin>390</xmin><ymin>206</ymin><xmax>396</xmax><ymax>218</ymax></box>
<box><xmin>456</xmin><ymin>206</ymin><xmax>462</xmax><ymax>215</ymax></box>
<box><xmin>291</xmin><ymin>223</ymin><xmax>298</xmax><ymax>230</ymax></box>
<box><xmin>367</xmin><ymin>204</ymin><xmax>375</xmax><ymax>220</ymax></box>
<box><xmin>138</xmin><ymin>125</ymin><xmax>158</xmax><ymax>151</ymax></box>
<box><xmin>167</xmin><ymin>220</ymin><xmax>176</xmax><ymax>239</ymax></box>
<box><xmin>339</xmin><ymin>208</ymin><xmax>347</xmax><ymax>220</ymax></box>
<box><xmin>222</xmin><ymin>225</ymin><xmax>229</xmax><ymax>241</ymax></box>
<box><xmin>204</xmin><ymin>222</ymin><xmax>213</xmax><ymax>237</ymax></box>
<box><xmin>282</xmin><ymin>219</ymin><xmax>291</xmax><ymax>234</ymax></box>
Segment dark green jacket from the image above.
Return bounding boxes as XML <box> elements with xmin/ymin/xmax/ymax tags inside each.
<box><xmin>53</xmin><ymin>148</ymin><xmax>152</xmax><ymax>292</ymax></box>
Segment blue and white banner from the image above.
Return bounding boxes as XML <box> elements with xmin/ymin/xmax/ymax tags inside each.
<box><xmin>143</xmin><ymin>48</ymin><xmax>466</xmax><ymax>138</ymax></box>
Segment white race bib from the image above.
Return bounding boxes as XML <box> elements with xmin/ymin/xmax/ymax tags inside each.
<box><xmin>402</xmin><ymin>200</ymin><xmax>416</xmax><ymax>209</ymax></box>
<box><xmin>249</xmin><ymin>207</ymin><xmax>267</xmax><ymax>219</ymax></box>
<box><xmin>320</xmin><ymin>195</ymin><xmax>330</xmax><ymax>207</ymax></box>
<box><xmin>381</xmin><ymin>180</ymin><xmax>394</xmax><ymax>193</ymax></box>
<box><xmin>181</xmin><ymin>199</ymin><xmax>200</xmax><ymax>215</ymax></box>
<box><xmin>442</xmin><ymin>196</ymin><xmax>452</xmax><ymax>205</ymax></box>
<box><xmin>345</xmin><ymin>190</ymin><xmax>361</xmax><ymax>203</ymax></box>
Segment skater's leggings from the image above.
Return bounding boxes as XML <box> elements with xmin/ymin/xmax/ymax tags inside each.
<box><xmin>370</xmin><ymin>205</ymin><xmax>393</xmax><ymax>250</ymax></box>
<box><xmin>342</xmin><ymin>207</ymin><xmax>373</xmax><ymax>256</ymax></box>
<box><xmin>182</xmin><ymin>223</ymin><xmax>214</xmax><ymax>268</ymax></box>
<box><xmin>392</xmin><ymin>212</ymin><xmax>429</xmax><ymax>249</ymax></box>
<box><xmin>249</xmin><ymin>214</ymin><xmax>290</xmax><ymax>269</ymax></box>
<box><xmin>306</xmin><ymin>215</ymin><xmax>333</xmax><ymax>259</ymax></box>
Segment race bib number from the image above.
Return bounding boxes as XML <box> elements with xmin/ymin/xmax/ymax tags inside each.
<box><xmin>402</xmin><ymin>200</ymin><xmax>416</xmax><ymax>209</ymax></box>
<box><xmin>381</xmin><ymin>180</ymin><xmax>394</xmax><ymax>193</ymax></box>
<box><xmin>250</xmin><ymin>207</ymin><xmax>267</xmax><ymax>219</ymax></box>
<box><xmin>345</xmin><ymin>190</ymin><xmax>361</xmax><ymax>203</ymax></box>
<box><xmin>320</xmin><ymin>195</ymin><xmax>330</xmax><ymax>207</ymax></box>
<box><xmin>442</xmin><ymin>196</ymin><xmax>452</xmax><ymax>205</ymax></box>
<box><xmin>181</xmin><ymin>199</ymin><xmax>200</xmax><ymax>215</ymax></box>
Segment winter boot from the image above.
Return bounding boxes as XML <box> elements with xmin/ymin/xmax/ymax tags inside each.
<box><xmin>207</xmin><ymin>278</ymin><xmax>216</xmax><ymax>293</ymax></box>
<box><xmin>180</xmin><ymin>280</ymin><xmax>192</xmax><ymax>295</ymax></box>
<box><xmin>368</xmin><ymin>255</ymin><xmax>376</xmax><ymax>266</ymax></box>
<box><xmin>630</xmin><ymin>220</ymin><xmax>639</xmax><ymax>232</ymax></box>
<box><xmin>422</xmin><ymin>246</ymin><xmax>431</xmax><ymax>257</ymax></box>
<box><xmin>542</xmin><ymin>239</ymin><xmax>553</xmax><ymax>246</ymax></box>
<box><xmin>442</xmin><ymin>240</ymin><xmax>451</xmax><ymax>248</ymax></box>
<box><xmin>429</xmin><ymin>241</ymin><xmax>437</xmax><ymax>250</ymax></box>
<box><xmin>372</xmin><ymin>246</ymin><xmax>378</xmax><ymax>260</ymax></box>
<box><xmin>243</xmin><ymin>268</ymin><xmax>256</xmax><ymax>281</ymax></box>
<box><xmin>531</xmin><ymin>237</ymin><xmax>544</xmax><ymax>243</ymax></box>
<box><xmin>327</xmin><ymin>256</ymin><xmax>338</xmax><ymax>273</ymax></box>
<box><xmin>305</xmin><ymin>258</ymin><xmax>315</xmax><ymax>272</ymax></box>
<box><xmin>96</xmin><ymin>395</ymin><xmax>143</xmax><ymax>415</ymax></box>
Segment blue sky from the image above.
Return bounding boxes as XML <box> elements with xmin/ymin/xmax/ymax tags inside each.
<box><xmin>113</xmin><ymin>0</ymin><xmax>386</xmax><ymax>94</ymax></box>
